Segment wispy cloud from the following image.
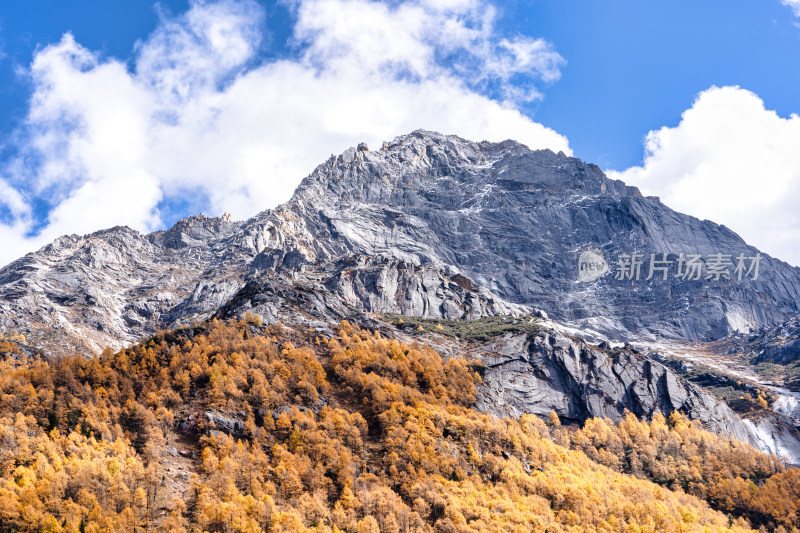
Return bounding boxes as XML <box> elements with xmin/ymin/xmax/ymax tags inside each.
<box><xmin>782</xmin><ymin>0</ymin><xmax>800</xmax><ymax>17</ymax></box>
<box><xmin>0</xmin><ymin>0</ymin><xmax>569</xmax><ymax>267</ymax></box>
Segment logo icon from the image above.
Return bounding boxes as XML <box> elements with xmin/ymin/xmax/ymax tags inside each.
<box><xmin>578</xmin><ymin>249</ymin><xmax>608</xmax><ymax>283</ymax></box>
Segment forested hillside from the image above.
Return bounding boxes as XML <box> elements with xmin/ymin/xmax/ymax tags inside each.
<box><xmin>0</xmin><ymin>318</ymin><xmax>798</xmax><ymax>532</ymax></box>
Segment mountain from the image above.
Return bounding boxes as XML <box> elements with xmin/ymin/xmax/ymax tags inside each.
<box><xmin>2</xmin><ymin>130</ymin><xmax>800</xmax><ymax>464</ymax></box>
<box><xmin>3</xmin><ymin>131</ymin><xmax>799</xmax><ymax>354</ymax></box>
<box><xmin>277</xmin><ymin>131</ymin><xmax>800</xmax><ymax>341</ymax></box>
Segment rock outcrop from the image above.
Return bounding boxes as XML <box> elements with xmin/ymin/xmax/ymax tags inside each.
<box><xmin>727</xmin><ymin>314</ymin><xmax>800</xmax><ymax>365</ymax></box>
<box><xmin>474</xmin><ymin>329</ymin><xmax>800</xmax><ymax>464</ymax></box>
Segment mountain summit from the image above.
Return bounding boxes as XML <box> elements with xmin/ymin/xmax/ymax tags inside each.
<box><xmin>279</xmin><ymin>130</ymin><xmax>800</xmax><ymax>341</ymax></box>
<box><xmin>2</xmin><ymin>130</ymin><xmax>800</xmax><ymax>463</ymax></box>
<box><xmin>3</xmin><ymin>130</ymin><xmax>797</xmax><ymax>354</ymax></box>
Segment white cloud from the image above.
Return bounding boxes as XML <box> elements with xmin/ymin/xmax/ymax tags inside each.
<box><xmin>0</xmin><ymin>0</ymin><xmax>569</xmax><ymax>267</ymax></box>
<box><xmin>782</xmin><ymin>0</ymin><xmax>800</xmax><ymax>17</ymax></box>
<box><xmin>609</xmin><ymin>86</ymin><xmax>800</xmax><ymax>267</ymax></box>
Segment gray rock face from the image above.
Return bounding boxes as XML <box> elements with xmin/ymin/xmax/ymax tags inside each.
<box><xmin>203</xmin><ymin>410</ymin><xmax>246</xmax><ymax>437</ymax></box>
<box><xmin>727</xmin><ymin>315</ymin><xmax>800</xmax><ymax>365</ymax></box>
<box><xmin>244</xmin><ymin>130</ymin><xmax>800</xmax><ymax>342</ymax></box>
<box><xmin>474</xmin><ymin>329</ymin><xmax>800</xmax><ymax>464</ymax></box>
<box><xmin>742</xmin><ymin>416</ymin><xmax>800</xmax><ymax>464</ymax></box>
<box><xmin>0</xmin><ymin>216</ymin><xmax>247</xmax><ymax>354</ymax></box>
<box><xmin>321</xmin><ymin>255</ymin><xmax>524</xmax><ymax>319</ymax></box>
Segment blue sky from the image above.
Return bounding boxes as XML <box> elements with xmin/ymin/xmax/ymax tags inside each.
<box><xmin>0</xmin><ymin>0</ymin><xmax>799</xmax><ymax>266</ymax></box>
<box><xmin>522</xmin><ymin>1</ymin><xmax>800</xmax><ymax>168</ymax></box>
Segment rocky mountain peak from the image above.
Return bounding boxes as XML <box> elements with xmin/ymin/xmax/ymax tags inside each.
<box><xmin>3</xmin><ymin>130</ymin><xmax>799</xmax><ymax>351</ymax></box>
<box><xmin>150</xmin><ymin>213</ymin><xmax>239</xmax><ymax>249</ymax></box>
<box><xmin>294</xmin><ymin>130</ymin><xmax>635</xmax><ymax>208</ymax></box>
<box><xmin>260</xmin><ymin>131</ymin><xmax>799</xmax><ymax>343</ymax></box>
<box><xmin>2</xmin><ymin>129</ymin><xmax>800</xmax><ymax>463</ymax></box>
